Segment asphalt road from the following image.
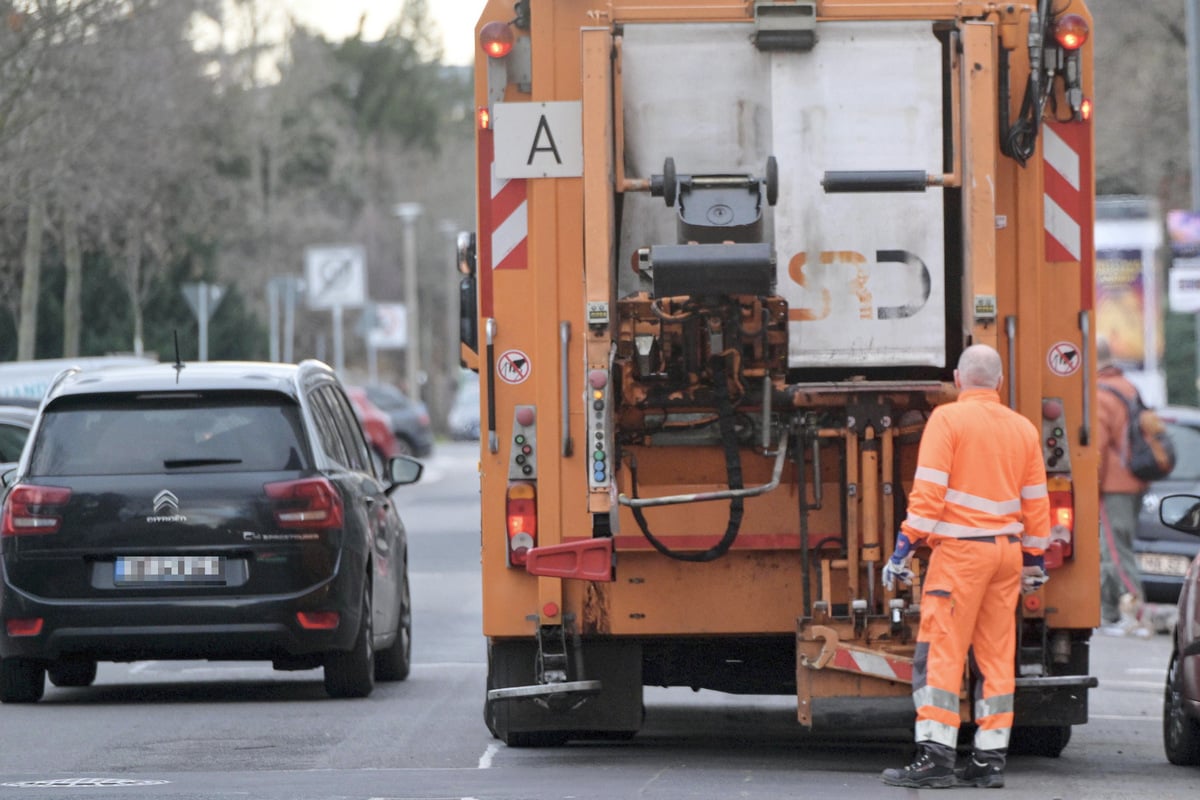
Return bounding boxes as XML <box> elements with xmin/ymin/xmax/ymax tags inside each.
<box><xmin>0</xmin><ymin>442</ymin><xmax>1196</xmax><ymax>799</ymax></box>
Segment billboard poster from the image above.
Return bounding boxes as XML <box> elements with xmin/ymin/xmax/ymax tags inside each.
<box><xmin>1095</xmin><ymin>248</ymin><xmax>1152</xmax><ymax>369</ymax></box>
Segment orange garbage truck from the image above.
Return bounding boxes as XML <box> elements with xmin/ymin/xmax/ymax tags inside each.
<box><xmin>457</xmin><ymin>0</ymin><xmax>1099</xmax><ymax>753</ymax></box>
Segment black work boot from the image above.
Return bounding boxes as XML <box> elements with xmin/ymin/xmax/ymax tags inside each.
<box><xmin>881</xmin><ymin>742</ymin><xmax>957</xmax><ymax>788</ymax></box>
<box><xmin>955</xmin><ymin>748</ymin><xmax>1006</xmax><ymax>788</ymax></box>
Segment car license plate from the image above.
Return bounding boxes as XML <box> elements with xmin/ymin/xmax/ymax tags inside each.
<box><xmin>1136</xmin><ymin>552</ymin><xmax>1191</xmax><ymax>578</ymax></box>
<box><xmin>115</xmin><ymin>556</ymin><xmax>225</xmax><ymax>584</ymax></box>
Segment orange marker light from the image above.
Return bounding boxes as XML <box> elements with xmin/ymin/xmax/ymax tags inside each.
<box><xmin>1054</xmin><ymin>14</ymin><xmax>1089</xmax><ymax>51</ymax></box>
<box><xmin>1080</xmin><ymin>98</ymin><xmax>1093</xmax><ymax>121</ymax></box>
<box><xmin>477</xmin><ymin>106</ymin><xmax>491</xmax><ymax>130</ymax></box>
<box><xmin>480</xmin><ymin>21</ymin><xmax>515</xmax><ymax>59</ymax></box>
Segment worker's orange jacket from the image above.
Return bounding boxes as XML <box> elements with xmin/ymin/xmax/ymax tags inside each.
<box><xmin>901</xmin><ymin>388</ymin><xmax>1050</xmax><ymax>555</ymax></box>
<box><xmin>1096</xmin><ymin>367</ymin><xmax>1148</xmax><ymax>495</ymax></box>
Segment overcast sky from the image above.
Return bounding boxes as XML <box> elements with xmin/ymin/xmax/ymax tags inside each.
<box><xmin>284</xmin><ymin>0</ymin><xmax>487</xmax><ymax>65</ymax></box>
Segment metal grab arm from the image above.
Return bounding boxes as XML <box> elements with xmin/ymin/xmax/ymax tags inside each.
<box><xmin>617</xmin><ymin>429</ymin><xmax>789</xmax><ymax>509</ymax></box>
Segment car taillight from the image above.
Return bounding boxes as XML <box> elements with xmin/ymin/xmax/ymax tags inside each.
<box><xmin>1</xmin><ymin>485</ymin><xmax>72</xmax><ymax>536</ymax></box>
<box><xmin>1045</xmin><ymin>476</ymin><xmax>1074</xmax><ymax>569</ymax></box>
<box><xmin>506</xmin><ymin>482</ymin><xmax>537</xmax><ymax>566</ymax></box>
<box><xmin>264</xmin><ymin>477</ymin><xmax>344</xmax><ymax>530</ymax></box>
<box><xmin>6</xmin><ymin>618</ymin><xmax>43</xmax><ymax>637</ymax></box>
<box><xmin>296</xmin><ymin>611</ymin><xmax>340</xmax><ymax>630</ymax></box>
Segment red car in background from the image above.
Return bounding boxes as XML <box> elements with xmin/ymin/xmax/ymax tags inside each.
<box><xmin>346</xmin><ymin>386</ymin><xmax>401</xmax><ymax>463</ymax></box>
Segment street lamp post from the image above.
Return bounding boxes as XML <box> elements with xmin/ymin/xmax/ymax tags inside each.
<box><xmin>394</xmin><ymin>202</ymin><xmax>424</xmax><ymax>398</ymax></box>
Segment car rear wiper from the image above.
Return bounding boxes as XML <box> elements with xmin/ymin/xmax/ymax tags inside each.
<box><xmin>163</xmin><ymin>458</ymin><xmax>244</xmax><ymax>468</ymax></box>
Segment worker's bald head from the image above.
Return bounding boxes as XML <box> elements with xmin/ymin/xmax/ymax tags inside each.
<box><xmin>956</xmin><ymin>344</ymin><xmax>1003</xmax><ymax>390</ymax></box>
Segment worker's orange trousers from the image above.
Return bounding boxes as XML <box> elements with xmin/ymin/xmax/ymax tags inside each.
<box><xmin>912</xmin><ymin>535</ymin><xmax>1023</xmax><ymax>752</ymax></box>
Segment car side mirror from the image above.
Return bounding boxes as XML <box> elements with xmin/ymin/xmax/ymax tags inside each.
<box><xmin>1159</xmin><ymin>494</ymin><xmax>1200</xmax><ymax>534</ymax></box>
<box><xmin>386</xmin><ymin>455</ymin><xmax>423</xmax><ymax>489</ymax></box>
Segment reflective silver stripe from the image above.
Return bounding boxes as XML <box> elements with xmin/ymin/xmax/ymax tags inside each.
<box><xmin>1021</xmin><ymin>484</ymin><xmax>1048</xmax><ymax>499</ymax></box>
<box><xmin>975</xmin><ymin>693</ymin><xmax>1014</xmax><ymax>719</ymax></box>
<box><xmin>944</xmin><ymin>488</ymin><xmax>1022</xmax><ymax>516</ymax></box>
<box><xmin>931</xmin><ymin>519</ymin><xmax>1025</xmax><ymax>539</ymax></box>
<box><xmin>914</xmin><ymin>686</ymin><xmax>960</xmax><ymax>714</ymax></box>
<box><xmin>905</xmin><ymin>513</ymin><xmax>939</xmax><ymax>533</ymax></box>
<box><xmin>915</xmin><ymin>718</ymin><xmax>959</xmax><ymax>748</ymax></box>
<box><xmin>914</xmin><ymin>466</ymin><xmax>949</xmax><ymax>486</ymax></box>
<box><xmin>1022</xmin><ymin>534</ymin><xmax>1050</xmax><ymax>550</ymax></box>
<box><xmin>974</xmin><ymin>726</ymin><xmax>1011</xmax><ymax>751</ymax></box>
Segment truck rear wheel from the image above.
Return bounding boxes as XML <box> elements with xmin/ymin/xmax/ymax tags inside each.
<box><xmin>485</xmin><ymin>638</ymin><xmax>643</xmax><ymax>746</ymax></box>
<box><xmin>1009</xmin><ymin>724</ymin><xmax>1071</xmax><ymax>757</ymax></box>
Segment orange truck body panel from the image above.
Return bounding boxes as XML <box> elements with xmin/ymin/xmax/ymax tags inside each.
<box><xmin>469</xmin><ymin>0</ymin><xmax>1099</xmax><ymax>744</ymax></box>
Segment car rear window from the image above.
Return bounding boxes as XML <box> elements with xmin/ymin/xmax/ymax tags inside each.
<box><xmin>1165</xmin><ymin>421</ymin><xmax>1200</xmax><ymax>482</ymax></box>
<box><xmin>28</xmin><ymin>393</ymin><xmax>311</xmax><ymax>476</ymax></box>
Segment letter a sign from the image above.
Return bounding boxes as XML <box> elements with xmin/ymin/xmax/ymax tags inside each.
<box><xmin>493</xmin><ymin>101</ymin><xmax>583</xmax><ymax>179</ymax></box>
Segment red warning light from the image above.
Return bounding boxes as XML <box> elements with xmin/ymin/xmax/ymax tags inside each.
<box><xmin>480</xmin><ymin>21</ymin><xmax>515</xmax><ymax>59</ymax></box>
<box><xmin>1054</xmin><ymin>14</ymin><xmax>1089</xmax><ymax>51</ymax></box>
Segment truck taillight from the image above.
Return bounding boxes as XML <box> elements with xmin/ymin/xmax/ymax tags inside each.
<box><xmin>264</xmin><ymin>477</ymin><xmax>344</xmax><ymax>530</ymax></box>
<box><xmin>1046</xmin><ymin>477</ymin><xmax>1074</xmax><ymax>569</ymax></box>
<box><xmin>506</xmin><ymin>482</ymin><xmax>537</xmax><ymax>566</ymax></box>
<box><xmin>1</xmin><ymin>485</ymin><xmax>71</xmax><ymax>536</ymax></box>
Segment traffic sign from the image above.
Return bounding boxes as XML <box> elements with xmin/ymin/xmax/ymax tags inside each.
<box><xmin>181</xmin><ymin>282</ymin><xmax>224</xmax><ymax>321</ymax></box>
<box><xmin>305</xmin><ymin>245</ymin><xmax>366</xmax><ymax>309</ymax></box>
<box><xmin>367</xmin><ymin>303</ymin><xmax>408</xmax><ymax>349</ymax></box>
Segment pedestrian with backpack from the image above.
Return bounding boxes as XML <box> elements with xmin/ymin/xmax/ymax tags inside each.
<box><xmin>1095</xmin><ymin>335</ymin><xmax>1153</xmax><ymax>637</ymax></box>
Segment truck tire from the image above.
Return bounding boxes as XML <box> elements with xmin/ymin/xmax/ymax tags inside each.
<box><xmin>324</xmin><ymin>589</ymin><xmax>375</xmax><ymax>699</ymax></box>
<box><xmin>48</xmin><ymin>659</ymin><xmax>97</xmax><ymax>688</ymax></box>
<box><xmin>1164</xmin><ymin>652</ymin><xmax>1200</xmax><ymax>766</ymax></box>
<box><xmin>484</xmin><ymin>642</ymin><xmax>568</xmax><ymax>747</ymax></box>
<box><xmin>1010</xmin><ymin>724</ymin><xmax>1071</xmax><ymax>757</ymax></box>
<box><xmin>0</xmin><ymin>658</ymin><xmax>45</xmax><ymax>703</ymax></box>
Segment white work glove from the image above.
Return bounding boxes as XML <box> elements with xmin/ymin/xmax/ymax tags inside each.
<box><xmin>882</xmin><ymin>531</ymin><xmax>916</xmax><ymax>591</ymax></box>
<box><xmin>1021</xmin><ymin>554</ymin><xmax>1048</xmax><ymax>594</ymax></box>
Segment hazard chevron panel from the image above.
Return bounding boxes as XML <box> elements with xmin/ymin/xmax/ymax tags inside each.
<box><xmin>1042</xmin><ymin>119</ymin><xmax>1095</xmax><ymax>307</ymax></box>
<box><xmin>477</xmin><ymin>128</ymin><xmax>529</xmax><ymax>318</ymax></box>
<box><xmin>829</xmin><ymin>646</ymin><xmax>915</xmax><ymax>683</ymax></box>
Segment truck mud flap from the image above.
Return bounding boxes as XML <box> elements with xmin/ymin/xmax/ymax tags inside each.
<box><xmin>486</xmin><ymin>639</ymin><xmax>643</xmax><ymax>744</ymax></box>
<box><xmin>1013</xmin><ymin>675</ymin><xmax>1098</xmax><ymax>726</ymax></box>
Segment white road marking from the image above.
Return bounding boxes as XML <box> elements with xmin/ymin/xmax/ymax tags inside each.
<box><xmin>477</xmin><ymin>743</ymin><xmax>499</xmax><ymax>769</ymax></box>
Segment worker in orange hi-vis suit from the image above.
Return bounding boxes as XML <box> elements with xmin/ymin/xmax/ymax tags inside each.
<box><xmin>880</xmin><ymin>344</ymin><xmax>1051</xmax><ymax>790</ymax></box>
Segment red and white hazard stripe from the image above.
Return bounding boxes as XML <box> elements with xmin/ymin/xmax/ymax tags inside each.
<box><xmin>477</xmin><ymin>127</ymin><xmax>528</xmax><ymax>318</ymax></box>
<box><xmin>830</xmin><ymin>647</ymin><xmax>914</xmax><ymax>684</ymax></box>
<box><xmin>490</xmin><ymin>162</ymin><xmax>527</xmax><ymax>272</ymax></box>
<box><xmin>1042</xmin><ymin>120</ymin><xmax>1094</xmax><ymax>270</ymax></box>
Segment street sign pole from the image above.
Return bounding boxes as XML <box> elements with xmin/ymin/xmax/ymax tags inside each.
<box><xmin>305</xmin><ymin>246</ymin><xmax>367</xmax><ymax>373</ymax></box>
<box><xmin>268</xmin><ymin>280</ymin><xmax>280</xmax><ymax>362</ymax></box>
<box><xmin>181</xmin><ymin>282</ymin><xmax>225</xmax><ymax>362</ymax></box>
<box><xmin>332</xmin><ymin>304</ymin><xmax>345</xmax><ymax>374</ymax></box>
